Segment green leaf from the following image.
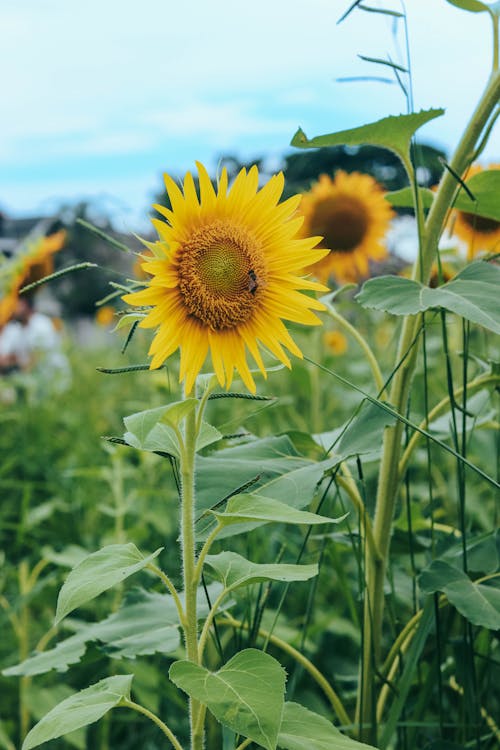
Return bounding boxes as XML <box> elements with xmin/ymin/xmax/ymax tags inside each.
<box><xmin>122</xmin><ymin>400</ymin><xmax>198</xmax><ymax>458</ymax></box>
<box><xmin>334</xmin><ymin>400</ymin><xmax>397</xmax><ymax>457</ymax></box>
<box><xmin>5</xmin><ymin>584</ymin><xmax>223</xmax><ymax>677</ymax></box>
<box><xmin>278</xmin><ymin>702</ymin><xmax>376</xmax><ymax>749</ymax></box>
<box><xmin>446</xmin><ymin>0</ymin><xmax>491</xmax><ymax>13</ymax></box>
<box><xmin>196</xmin><ymin>420</ymin><xmax>222</xmax><ymax>451</ymax></box>
<box><xmin>419</xmin><ymin>560</ymin><xmax>500</xmax><ymax>629</ymax></box>
<box><xmin>22</xmin><ymin>675</ymin><xmax>133</xmax><ymax>750</ymax></box>
<box><xmin>205</xmin><ymin>551</ymin><xmax>318</xmax><ymax>591</ymax></box>
<box><xmin>387</xmin><ymin>171</ymin><xmax>500</xmax><ymax>222</ymax></box>
<box><xmin>3</xmin><ymin>634</ymin><xmax>88</xmax><ymax>677</ymax></box>
<box><xmin>213</xmin><ymin>494</ymin><xmax>345</xmax><ymax>528</ymax></box>
<box><xmin>25</xmin><ymin>685</ymin><xmax>86</xmax><ymax>750</ymax></box>
<box><xmin>55</xmin><ymin>543</ymin><xmax>163</xmax><ymax>624</ymax></box>
<box><xmin>357</xmin><ymin>261</ymin><xmax>500</xmax><ymax>334</ymax></box>
<box><xmin>170</xmin><ymin>649</ymin><xmax>285</xmax><ymax>750</ymax></box>
<box><xmin>290</xmin><ymin>109</ymin><xmax>444</xmax><ymax>169</ymax></box>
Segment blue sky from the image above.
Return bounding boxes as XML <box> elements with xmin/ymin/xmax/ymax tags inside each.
<box><xmin>1</xmin><ymin>0</ymin><xmax>499</xmax><ymax>231</ymax></box>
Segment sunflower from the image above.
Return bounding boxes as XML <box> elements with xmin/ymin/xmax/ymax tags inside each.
<box><xmin>299</xmin><ymin>171</ymin><xmax>394</xmax><ymax>284</ymax></box>
<box><xmin>123</xmin><ymin>163</ymin><xmax>329</xmax><ymax>394</ymax></box>
<box><xmin>453</xmin><ymin>163</ymin><xmax>500</xmax><ymax>260</ymax></box>
<box><xmin>0</xmin><ymin>230</ymin><xmax>66</xmax><ymax>327</ymax></box>
<box><xmin>324</xmin><ymin>330</ymin><xmax>348</xmax><ymax>356</ymax></box>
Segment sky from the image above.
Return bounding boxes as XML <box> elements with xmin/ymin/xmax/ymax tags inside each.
<box><xmin>1</xmin><ymin>0</ymin><xmax>499</xmax><ymax>231</ymax></box>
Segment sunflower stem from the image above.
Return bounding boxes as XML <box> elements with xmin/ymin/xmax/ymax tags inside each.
<box><xmin>356</xmin><ymin>67</ymin><xmax>500</xmax><ymax>745</ymax></box>
<box><xmin>179</xmin><ymin>393</ymin><xmax>203</xmax><ymax>750</ymax></box>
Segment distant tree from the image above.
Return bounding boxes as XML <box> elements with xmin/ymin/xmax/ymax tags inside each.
<box><xmin>152</xmin><ymin>143</ymin><xmax>446</xmax><ymax>212</ymax></box>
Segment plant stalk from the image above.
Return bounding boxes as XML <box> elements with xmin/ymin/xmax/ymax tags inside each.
<box><xmin>356</xmin><ymin>68</ymin><xmax>500</xmax><ymax>743</ymax></box>
<box><xmin>180</xmin><ymin>404</ymin><xmax>203</xmax><ymax>750</ymax></box>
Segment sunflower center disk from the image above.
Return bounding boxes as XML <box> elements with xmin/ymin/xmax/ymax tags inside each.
<box><xmin>314</xmin><ymin>196</ymin><xmax>369</xmax><ymax>253</ymax></box>
<box><xmin>178</xmin><ymin>220</ymin><xmax>266</xmax><ymax>330</ymax></box>
<box><xmin>460</xmin><ymin>212</ymin><xmax>500</xmax><ymax>234</ymax></box>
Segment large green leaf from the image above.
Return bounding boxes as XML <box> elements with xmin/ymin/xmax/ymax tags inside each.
<box><xmin>55</xmin><ymin>543</ymin><xmax>163</xmax><ymax>624</ymax></box>
<box><xmin>278</xmin><ymin>702</ymin><xmax>376</xmax><ymax>749</ymax></box>
<box><xmin>5</xmin><ymin>584</ymin><xmax>223</xmax><ymax>677</ymax></box>
<box><xmin>290</xmin><ymin>109</ymin><xmax>444</xmax><ymax>169</ymax></box>
<box><xmin>387</xmin><ymin>170</ymin><xmax>500</xmax><ymax>222</ymax></box>
<box><xmin>22</xmin><ymin>675</ymin><xmax>133</xmax><ymax>750</ymax></box>
<box><xmin>170</xmin><ymin>649</ymin><xmax>285</xmax><ymax>750</ymax></box>
<box><xmin>195</xmin><ymin>435</ymin><xmax>330</xmax><ymax>539</ymax></box>
<box><xmin>419</xmin><ymin>560</ymin><xmax>500</xmax><ymax>629</ymax></box>
<box><xmin>3</xmin><ymin>634</ymin><xmax>88</xmax><ymax>677</ymax></box>
<box><xmin>205</xmin><ymin>551</ymin><xmax>317</xmax><ymax>591</ymax></box>
<box><xmin>356</xmin><ymin>261</ymin><xmax>500</xmax><ymax>334</ymax></box>
<box><xmin>25</xmin><ymin>685</ymin><xmax>86</xmax><ymax>750</ymax></box>
<box><xmin>446</xmin><ymin>0</ymin><xmax>493</xmax><ymax>12</ymax></box>
<box><xmin>123</xmin><ymin>400</ymin><xmax>221</xmax><ymax>457</ymax></box>
<box><xmin>213</xmin><ymin>494</ymin><xmax>344</xmax><ymax>528</ymax></box>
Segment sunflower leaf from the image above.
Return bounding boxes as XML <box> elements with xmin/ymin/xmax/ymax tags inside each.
<box><xmin>446</xmin><ymin>0</ymin><xmax>493</xmax><ymax>13</ymax></box>
<box><xmin>205</xmin><ymin>550</ymin><xmax>318</xmax><ymax>591</ymax></box>
<box><xmin>419</xmin><ymin>560</ymin><xmax>500</xmax><ymax>629</ymax></box>
<box><xmin>278</xmin><ymin>701</ymin><xmax>377</xmax><ymax>749</ymax></box>
<box><xmin>21</xmin><ymin>675</ymin><xmax>133</xmax><ymax>750</ymax></box>
<box><xmin>169</xmin><ymin>649</ymin><xmax>286</xmax><ymax>750</ymax></box>
<box><xmin>212</xmin><ymin>493</ymin><xmax>345</xmax><ymax>527</ymax></box>
<box><xmin>357</xmin><ymin>261</ymin><xmax>500</xmax><ymax>334</ymax></box>
<box><xmin>387</xmin><ymin>170</ymin><xmax>500</xmax><ymax>221</ymax></box>
<box><xmin>55</xmin><ymin>543</ymin><xmax>162</xmax><ymax>624</ymax></box>
<box><xmin>290</xmin><ymin>109</ymin><xmax>444</xmax><ymax>169</ymax></box>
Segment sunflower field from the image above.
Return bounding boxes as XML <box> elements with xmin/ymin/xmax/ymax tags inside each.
<box><xmin>1</xmin><ymin>2</ymin><xmax>500</xmax><ymax>750</ymax></box>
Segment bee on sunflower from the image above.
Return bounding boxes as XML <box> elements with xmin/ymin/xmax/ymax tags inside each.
<box><xmin>299</xmin><ymin>170</ymin><xmax>394</xmax><ymax>285</ymax></box>
<box><xmin>452</xmin><ymin>163</ymin><xmax>500</xmax><ymax>260</ymax></box>
<box><xmin>123</xmin><ymin>162</ymin><xmax>329</xmax><ymax>394</ymax></box>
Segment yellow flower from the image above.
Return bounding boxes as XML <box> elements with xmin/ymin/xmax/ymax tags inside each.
<box><xmin>453</xmin><ymin>163</ymin><xmax>500</xmax><ymax>261</ymax></box>
<box><xmin>123</xmin><ymin>163</ymin><xmax>329</xmax><ymax>394</ymax></box>
<box><xmin>0</xmin><ymin>230</ymin><xmax>66</xmax><ymax>327</ymax></box>
<box><xmin>324</xmin><ymin>330</ymin><xmax>348</xmax><ymax>356</ymax></box>
<box><xmin>299</xmin><ymin>171</ymin><xmax>394</xmax><ymax>284</ymax></box>
<box><xmin>95</xmin><ymin>305</ymin><xmax>116</xmax><ymax>327</ymax></box>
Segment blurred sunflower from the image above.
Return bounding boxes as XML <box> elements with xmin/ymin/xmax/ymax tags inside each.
<box><xmin>95</xmin><ymin>305</ymin><xmax>116</xmax><ymax>327</ymax></box>
<box><xmin>0</xmin><ymin>230</ymin><xmax>66</xmax><ymax>327</ymax></box>
<box><xmin>453</xmin><ymin>163</ymin><xmax>500</xmax><ymax>260</ymax></box>
<box><xmin>324</xmin><ymin>330</ymin><xmax>348</xmax><ymax>356</ymax></box>
<box><xmin>123</xmin><ymin>163</ymin><xmax>329</xmax><ymax>394</ymax></box>
<box><xmin>299</xmin><ymin>171</ymin><xmax>394</xmax><ymax>284</ymax></box>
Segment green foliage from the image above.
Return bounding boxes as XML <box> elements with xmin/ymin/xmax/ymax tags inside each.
<box><xmin>419</xmin><ymin>560</ymin><xmax>500</xmax><ymax>630</ymax></box>
<box><xmin>357</xmin><ymin>261</ymin><xmax>500</xmax><ymax>333</ymax></box>
<box><xmin>278</xmin><ymin>702</ymin><xmax>376</xmax><ymax>749</ymax></box>
<box><xmin>22</xmin><ymin>675</ymin><xmax>133</xmax><ymax>750</ymax></box>
<box><xmin>290</xmin><ymin>109</ymin><xmax>444</xmax><ymax>171</ymax></box>
<box><xmin>55</xmin><ymin>543</ymin><xmax>163</xmax><ymax>624</ymax></box>
<box><xmin>205</xmin><ymin>551</ymin><xmax>318</xmax><ymax>590</ymax></box>
<box><xmin>170</xmin><ymin>649</ymin><xmax>286</xmax><ymax>750</ymax></box>
<box><xmin>387</xmin><ymin>169</ymin><xmax>500</xmax><ymax>222</ymax></box>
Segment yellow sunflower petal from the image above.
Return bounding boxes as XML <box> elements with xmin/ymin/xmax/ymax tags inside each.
<box><xmin>122</xmin><ymin>162</ymin><xmax>331</xmax><ymax>392</ymax></box>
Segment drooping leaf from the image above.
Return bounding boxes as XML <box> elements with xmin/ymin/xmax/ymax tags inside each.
<box><xmin>22</xmin><ymin>675</ymin><xmax>133</xmax><ymax>750</ymax></box>
<box><xmin>55</xmin><ymin>543</ymin><xmax>163</xmax><ymax>624</ymax></box>
<box><xmin>205</xmin><ymin>551</ymin><xmax>318</xmax><ymax>591</ymax></box>
<box><xmin>213</xmin><ymin>493</ymin><xmax>345</xmax><ymax>528</ymax></box>
<box><xmin>419</xmin><ymin>559</ymin><xmax>500</xmax><ymax>629</ymax></box>
<box><xmin>170</xmin><ymin>649</ymin><xmax>285</xmax><ymax>750</ymax></box>
<box><xmin>446</xmin><ymin>0</ymin><xmax>492</xmax><ymax>13</ymax></box>
<box><xmin>357</xmin><ymin>261</ymin><xmax>500</xmax><ymax>334</ymax></box>
<box><xmin>5</xmin><ymin>584</ymin><xmax>223</xmax><ymax>677</ymax></box>
<box><xmin>3</xmin><ymin>634</ymin><xmax>88</xmax><ymax>677</ymax></box>
<box><xmin>334</xmin><ymin>400</ymin><xmax>397</xmax><ymax>457</ymax></box>
<box><xmin>278</xmin><ymin>702</ymin><xmax>376</xmax><ymax>749</ymax></box>
<box><xmin>387</xmin><ymin>170</ymin><xmax>500</xmax><ymax>222</ymax></box>
<box><xmin>291</xmin><ymin>109</ymin><xmax>444</xmax><ymax>170</ymax></box>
